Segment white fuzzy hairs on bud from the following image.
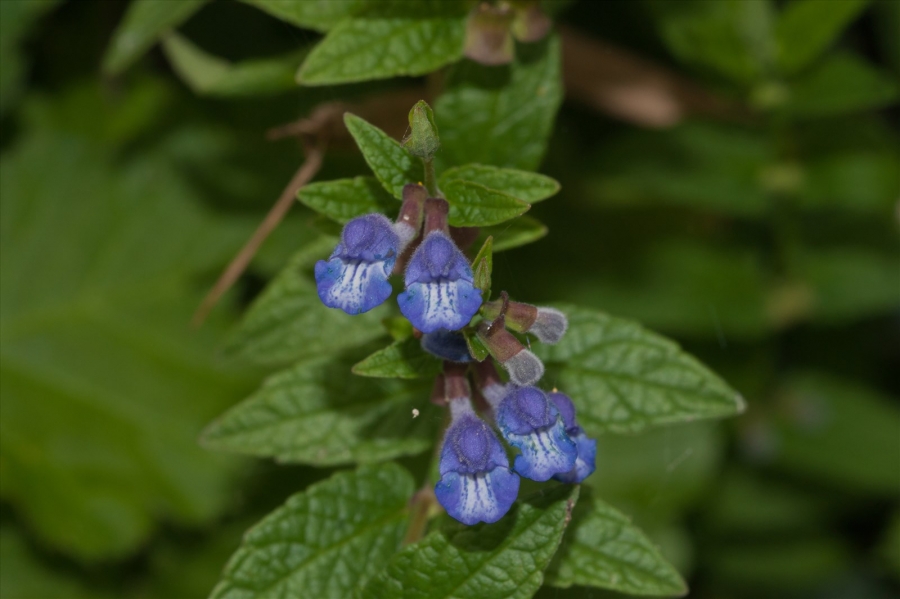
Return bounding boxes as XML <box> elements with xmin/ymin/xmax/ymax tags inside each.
<box><xmin>392</xmin><ymin>221</ymin><xmax>418</xmax><ymax>252</ymax></box>
<box><xmin>503</xmin><ymin>350</ymin><xmax>545</xmax><ymax>387</ymax></box>
<box><xmin>530</xmin><ymin>307</ymin><xmax>568</xmax><ymax>344</ymax></box>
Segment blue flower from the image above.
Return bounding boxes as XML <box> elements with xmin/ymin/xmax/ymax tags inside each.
<box><xmin>548</xmin><ymin>391</ymin><xmax>597</xmax><ymax>483</ymax></box>
<box><xmin>314</xmin><ymin>214</ymin><xmax>399</xmax><ymax>315</ymax></box>
<box><xmin>421</xmin><ymin>330</ymin><xmax>473</xmax><ymax>363</ymax></box>
<box><xmin>398</xmin><ymin>231</ymin><xmax>482</xmax><ymax>333</ymax></box>
<box><xmin>496</xmin><ymin>386</ymin><xmax>577</xmax><ymax>482</ymax></box>
<box><xmin>435</xmin><ymin>411</ymin><xmax>520</xmax><ymax>525</ymax></box>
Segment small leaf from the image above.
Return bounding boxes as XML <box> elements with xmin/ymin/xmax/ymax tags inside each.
<box><xmin>297</xmin><ymin>1</ymin><xmax>468</xmax><ymax>85</ymax></box>
<box><xmin>436</xmin><ymin>35</ymin><xmax>562</xmax><ymax>170</ymax></box>
<box><xmin>463</xmin><ymin>328</ymin><xmax>490</xmax><ymax>362</ymax></box>
<box><xmin>471</xmin><ymin>235</ymin><xmax>493</xmax><ymax>293</ymax></box>
<box><xmin>480</xmin><ymin>215</ymin><xmax>548</xmax><ymax>252</ymax></box>
<box><xmin>352</xmin><ymin>337</ymin><xmax>442</xmax><ymax>379</ymax></box>
<box><xmin>298</xmin><ymin>176</ymin><xmax>397</xmax><ymax>223</ymax></box>
<box><xmin>440</xmin><ymin>164</ymin><xmax>560</xmax><ymax>203</ymax></box>
<box><xmin>360</xmin><ymin>485</ymin><xmax>579</xmax><ymax>599</ymax></box>
<box><xmin>775</xmin><ymin>0</ymin><xmax>870</xmax><ymax>75</ymax></box>
<box><xmin>534</xmin><ymin>305</ymin><xmax>744</xmax><ymax>435</ymax></box>
<box><xmin>403</xmin><ymin>100</ymin><xmax>440</xmax><ymax>159</ymax></box>
<box><xmin>223</xmin><ymin>240</ymin><xmax>388</xmax><ymax>366</ymax></box>
<box><xmin>210</xmin><ymin>464</ymin><xmax>414</xmax><ymax>599</ymax></box>
<box><xmin>202</xmin><ymin>349</ymin><xmax>438</xmax><ymax>465</ymax></box>
<box><xmin>442</xmin><ymin>179</ymin><xmax>530</xmax><ymax>227</ymax></box>
<box><xmin>237</xmin><ymin>0</ymin><xmax>365</xmax><ymax>32</ymax></box>
<box><xmin>161</xmin><ymin>33</ymin><xmax>303</xmax><ymax>97</ymax></box>
<box><xmin>102</xmin><ymin>0</ymin><xmax>209</xmax><ymax>75</ymax></box>
<box><xmin>783</xmin><ymin>53</ymin><xmax>899</xmax><ymax>119</ymax></box>
<box><xmin>544</xmin><ymin>496</ymin><xmax>687</xmax><ymax>596</ymax></box>
<box><xmin>344</xmin><ymin>113</ymin><xmax>419</xmax><ymax>199</ymax></box>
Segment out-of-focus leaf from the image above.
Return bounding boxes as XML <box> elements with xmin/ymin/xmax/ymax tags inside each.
<box><xmin>297</xmin><ymin>1</ymin><xmax>467</xmax><ymax>85</ymax></box>
<box><xmin>443</xmin><ymin>179</ymin><xmax>531</xmax><ymax>227</ymax></box>
<box><xmin>783</xmin><ymin>53</ymin><xmax>899</xmax><ymax>119</ymax></box>
<box><xmin>0</xmin><ymin>132</ymin><xmax>252</xmax><ymax>560</ymax></box>
<box><xmin>222</xmin><ymin>239</ymin><xmax>388</xmax><ymax>366</ymax></box>
<box><xmin>361</xmin><ymin>485</ymin><xmax>579</xmax><ymax>599</ymax></box>
<box><xmin>768</xmin><ymin>373</ymin><xmax>900</xmax><ymax>495</ymax></box>
<box><xmin>0</xmin><ymin>0</ymin><xmax>61</xmax><ymax>115</ymax></box>
<box><xmin>879</xmin><ymin>511</ymin><xmax>900</xmax><ymax>580</ymax></box>
<box><xmin>440</xmin><ymin>164</ymin><xmax>560</xmax><ymax>204</ymax></box>
<box><xmin>102</xmin><ymin>0</ymin><xmax>209</xmax><ymax>75</ymax></box>
<box><xmin>534</xmin><ymin>305</ymin><xmax>744</xmax><ymax>435</ymax></box>
<box><xmin>436</xmin><ymin>35</ymin><xmax>562</xmax><ymax>170</ymax></box>
<box><xmin>544</xmin><ymin>496</ymin><xmax>687</xmax><ymax>596</ymax></box>
<box><xmin>786</xmin><ymin>247</ymin><xmax>898</xmax><ymax>323</ymax></box>
<box><xmin>585</xmin><ymin>123</ymin><xmax>772</xmax><ymax>217</ymax></box>
<box><xmin>479</xmin><ymin>215</ymin><xmax>549</xmax><ymax>252</ymax></box>
<box><xmin>238</xmin><ymin>0</ymin><xmax>366</xmax><ymax>32</ymax></box>
<box><xmin>352</xmin><ymin>337</ymin><xmax>442</xmax><ymax>379</ymax></box>
<box><xmin>798</xmin><ymin>150</ymin><xmax>900</xmax><ymax>213</ymax></box>
<box><xmin>775</xmin><ymin>0</ymin><xmax>870</xmax><ymax>75</ymax></box>
<box><xmin>0</xmin><ymin>526</ymin><xmax>102</xmax><ymax>599</ymax></box>
<box><xmin>298</xmin><ymin>177</ymin><xmax>397</xmax><ymax>223</ymax></box>
<box><xmin>202</xmin><ymin>348</ymin><xmax>437</xmax><ymax>465</ymax></box>
<box><xmin>344</xmin><ymin>113</ymin><xmax>419</xmax><ymax>199</ymax></box>
<box><xmin>648</xmin><ymin>0</ymin><xmax>775</xmax><ymax>84</ymax></box>
<box><xmin>211</xmin><ymin>464</ymin><xmax>414</xmax><ymax>599</ymax></box>
<box><xmin>161</xmin><ymin>33</ymin><xmax>303</xmax><ymax>97</ymax></box>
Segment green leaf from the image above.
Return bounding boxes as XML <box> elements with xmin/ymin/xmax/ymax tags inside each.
<box><xmin>775</xmin><ymin>0</ymin><xmax>870</xmax><ymax>74</ymax></box>
<box><xmin>0</xmin><ymin>132</ymin><xmax>253</xmax><ymax>560</ymax></box>
<box><xmin>102</xmin><ymin>0</ymin><xmax>209</xmax><ymax>75</ymax></box>
<box><xmin>161</xmin><ymin>33</ymin><xmax>303</xmax><ymax>97</ymax></box>
<box><xmin>298</xmin><ymin>176</ymin><xmax>398</xmax><ymax>223</ymax></box>
<box><xmin>440</xmin><ymin>164</ymin><xmax>560</xmax><ymax>204</ymax></box>
<box><xmin>403</xmin><ymin>99</ymin><xmax>440</xmax><ymax>159</ymax></box>
<box><xmin>361</xmin><ymin>485</ymin><xmax>579</xmax><ymax>599</ymax></box>
<box><xmin>237</xmin><ymin>0</ymin><xmax>366</xmax><ymax>32</ymax></box>
<box><xmin>296</xmin><ymin>1</ymin><xmax>467</xmax><ymax>85</ymax></box>
<box><xmin>534</xmin><ymin>305</ymin><xmax>744</xmax><ymax>435</ymax></box>
<box><xmin>344</xmin><ymin>113</ymin><xmax>419</xmax><ymax>199</ymax></box>
<box><xmin>352</xmin><ymin>337</ymin><xmax>442</xmax><ymax>379</ymax></box>
<box><xmin>480</xmin><ymin>215</ymin><xmax>548</xmax><ymax>252</ymax></box>
<box><xmin>472</xmin><ymin>235</ymin><xmax>493</xmax><ymax>292</ymax></box>
<box><xmin>223</xmin><ymin>239</ymin><xmax>388</xmax><ymax>366</ymax></box>
<box><xmin>442</xmin><ymin>179</ymin><xmax>530</xmax><ymax>227</ymax></box>
<box><xmin>0</xmin><ymin>526</ymin><xmax>98</xmax><ymax>599</ymax></box>
<box><xmin>544</xmin><ymin>496</ymin><xmax>687</xmax><ymax>596</ymax></box>
<box><xmin>0</xmin><ymin>0</ymin><xmax>61</xmax><ymax>115</ymax></box>
<box><xmin>463</xmin><ymin>328</ymin><xmax>490</xmax><ymax>362</ymax></box>
<box><xmin>782</xmin><ymin>53</ymin><xmax>899</xmax><ymax>119</ymax></box>
<box><xmin>770</xmin><ymin>373</ymin><xmax>900</xmax><ymax>495</ymax></box>
<box><xmin>211</xmin><ymin>464</ymin><xmax>414</xmax><ymax>599</ymax></box>
<box><xmin>202</xmin><ymin>349</ymin><xmax>438</xmax><ymax>465</ymax></box>
<box><xmin>435</xmin><ymin>35</ymin><xmax>562</xmax><ymax>170</ymax></box>
<box><xmin>879</xmin><ymin>511</ymin><xmax>900</xmax><ymax>579</ymax></box>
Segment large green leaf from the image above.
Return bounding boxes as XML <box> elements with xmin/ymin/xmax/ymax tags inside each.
<box><xmin>161</xmin><ymin>33</ymin><xmax>303</xmax><ymax>97</ymax></box>
<box><xmin>534</xmin><ymin>305</ymin><xmax>744</xmax><ymax>435</ymax></box>
<box><xmin>783</xmin><ymin>53</ymin><xmax>899</xmax><ymax>119</ymax></box>
<box><xmin>479</xmin><ymin>215</ymin><xmax>548</xmax><ymax>252</ymax></box>
<box><xmin>775</xmin><ymin>0</ymin><xmax>870</xmax><ymax>74</ymax></box>
<box><xmin>440</xmin><ymin>164</ymin><xmax>560</xmax><ymax>204</ymax></box>
<box><xmin>544</xmin><ymin>496</ymin><xmax>687</xmax><ymax>596</ymax></box>
<box><xmin>296</xmin><ymin>1</ymin><xmax>467</xmax><ymax>85</ymax></box>
<box><xmin>0</xmin><ymin>132</ymin><xmax>252</xmax><ymax>560</ymax></box>
<box><xmin>0</xmin><ymin>526</ymin><xmax>100</xmax><ymax>599</ymax></box>
<box><xmin>435</xmin><ymin>35</ymin><xmax>563</xmax><ymax>171</ymax></box>
<box><xmin>222</xmin><ymin>239</ymin><xmax>388</xmax><ymax>366</ymax></box>
<box><xmin>102</xmin><ymin>0</ymin><xmax>209</xmax><ymax>75</ymax></box>
<box><xmin>238</xmin><ymin>0</ymin><xmax>366</xmax><ymax>32</ymax></box>
<box><xmin>442</xmin><ymin>179</ymin><xmax>531</xmax><ymax>227</ymax></box>
<box><xmin>202</xmin><ymin>348</ymin><xmax>438</xmax><ymax>465</ymax></box>
<box><xmin>298</xmin><ymin>176</ymin><xmax>398</xmax><ymax>223</ymax></box>
<box><xmin>211</xmin><ymin>464</ymin><xmax>414</xmax><ymax>599</ymax></box>
<box><xmin>344</xmin><ymin>113</ymin><xmax>419</xmax><ymax>200</ymax></box>
<box><xmin>352</xmin><ymin>337</ymin><xmax>442</xmax><ymax>379</ymax></box>
<box><xmin>361</xmin><ymin>485</ymin><xmax>579</xmax><ymax>599</ymax></box>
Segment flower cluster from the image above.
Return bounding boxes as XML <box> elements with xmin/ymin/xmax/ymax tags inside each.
<box><xmin>314</xmin><ymin>183</ymin><xmax>596</xmax><ymax>526</ymax></box>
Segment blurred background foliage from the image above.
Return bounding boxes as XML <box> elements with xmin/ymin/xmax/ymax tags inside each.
<box><xmin>0</xmin><ymin>1</ymin><xmax>897</xmax><ymax>598</ymax></box>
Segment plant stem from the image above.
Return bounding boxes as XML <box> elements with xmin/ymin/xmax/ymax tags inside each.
<box><xmin>423</xmin><ymin>157</ymin><xmax>438</xmax><ymax>197</ymax></box>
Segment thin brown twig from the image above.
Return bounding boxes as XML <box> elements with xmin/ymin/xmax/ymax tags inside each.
<box><xmin>191</xmin><ymin>135</ymin><xmax>326</xmax><ymax>328</ymax></box>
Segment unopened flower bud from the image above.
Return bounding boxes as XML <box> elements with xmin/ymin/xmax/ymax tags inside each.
<box><xmin>402</xmin><ymin>100</ymin><xmax>440</xmax><ymax>160</ymax></box>
<box><xmin>422</xmin><ymin>330</ymin><xmax>473</xmax><ymax>363</ymax></box>
<box><xmin>464</xmin><ymin>2</ymin><xmax>515</xmax><ymax>66</ymax></box>
<box><xmin>476</xmin><ymin>317</ymin><xmax>544</xmax><ymax>386</ymax></box>
<box><xmin>481</xmin><ymin>300</ymin><xmax>568</xmax><ymax>344</ymax></box>
<box><xmin>393</xmin><ymin>184</ymin><xmax>427</xmax><ymax>249</ymax></box>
